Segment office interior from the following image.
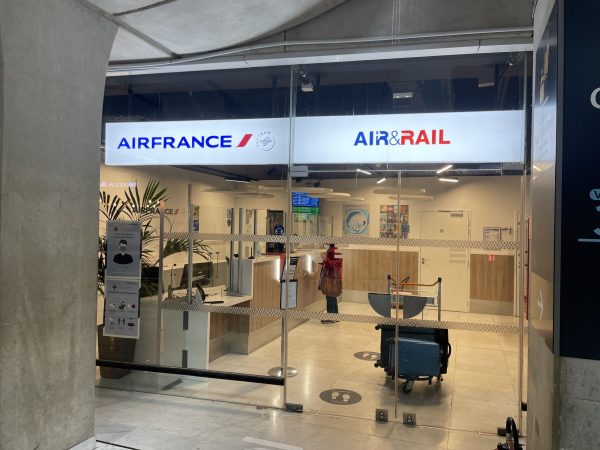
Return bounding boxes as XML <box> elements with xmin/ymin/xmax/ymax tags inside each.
<box><xmin>97</xmin><ymin>54</ymin><xmax>530</xmax><ymax>434</ymax></box>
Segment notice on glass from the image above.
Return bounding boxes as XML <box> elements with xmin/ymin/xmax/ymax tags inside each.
<box><xmin>103</xmin><ymin>279</ymin><xmax>140</xmax><ymax>339</ymax></box>
<box><xmin>280</xmin><ymin>280</ymin><xmax>298</xmax><ymax>309</ymax></box>
<box><xmin>106</xmin><ymin>220</ymin><xmax>141</xmax><ymax>279</ymax></box>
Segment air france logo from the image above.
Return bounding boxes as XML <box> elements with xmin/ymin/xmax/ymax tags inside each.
<box><xmin>354</xmin><ymin>129</ymin><xmax>451</xmax><ymax>146</ymax></box>
<box><xmin>116</xmin><ymin>132</ymin><xmax>270</xmax><ymax>150</ymax></box>
<box><xmin>256</xmin><ymin>131</ymin><xmax>275</xmax><ymax>151</ymax></box>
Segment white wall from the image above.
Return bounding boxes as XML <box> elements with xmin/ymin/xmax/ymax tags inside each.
<box><xmin>317</xmin><ymin>175</ymin><xmax>522</xmax><ymax>241</ymax></box>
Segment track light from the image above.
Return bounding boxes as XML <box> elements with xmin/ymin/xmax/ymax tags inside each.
<box><xmin>301</xmin><ymin>82</ymin><xmax>314</xmax><ymax>93</ymax></box>
<box><xmin>376</xmin><ymin>178</ymin><xmax>387</xmax><ymax>184</ymax></box>
<box><xmin>436</xmin><ymin>164</ymin><xmax>453</xmax><ymax>174</ymax></box>
<box><xmin>356</xmin><ymin>168</ymin><xmax>372</xmax><ymax>175</ymax></box>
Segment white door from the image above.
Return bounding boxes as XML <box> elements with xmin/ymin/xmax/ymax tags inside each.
<box><xmin>420</xmin><ymin>211</ymin><xmax>470</xmax><ymax>312</ymax></box>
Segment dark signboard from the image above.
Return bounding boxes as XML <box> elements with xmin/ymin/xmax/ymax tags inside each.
<box><xmin>531</xmin><ymin>1</ymin><xmax>558</xmax><ymax>351</ymax></box>
<box><xmin>556</xmin><ymin>1</ymin><xmax>600</xmax><ymax>359</ymax></box>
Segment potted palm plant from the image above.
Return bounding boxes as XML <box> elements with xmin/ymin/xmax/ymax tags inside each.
<box><xmin>97</xmin><ymin>179</ymin><xmax>211</xmax><ymax>378</ymax></box>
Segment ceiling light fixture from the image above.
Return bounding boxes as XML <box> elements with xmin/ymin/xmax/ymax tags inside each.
<box><xmin>436</xmin><ymin>164</ymin><xmax>453</xmax><ymax>174</ymax></box>
<box><xmin>356</xmin><ymin>168</ymin><xmax>372</xmax><ymax>175</ymax></box>
<box><xmin>532</xmin><ymin>165</ymin><xmax>542</xmax><ymax>171</ymax></box>
<box><xmin>224</xmin><ymin>177</ymin><xmax>250</xmax><ymax>183</ymax></box>
<box><xmin>393</xmin><ymin>92</ymin><xmax>413</xmax><ymax>99</ymax></box>
<box><xmin>376</xmin><ymin>178</ymin><xmax>387</xmax><ymax>184</ymax></box>
<box><xmin>439</xmin><ymin>177</ymin><xmax>459</xmax><ymax>183</ymax></box>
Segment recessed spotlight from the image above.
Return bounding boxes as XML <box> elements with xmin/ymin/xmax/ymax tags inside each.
<box><xmin>436</xmin><ymin>164</ymin><xmax>453</xmax><ymax>174</ymax></box>
<box><xmin>356</xmin><ymin>168</ymin><xmax>372</xmax><ymax>175</ymax></box>
<box><xmin>439</xmin><ymin>177</ymin><xmax>459</xmax><ymax>183</ymax></box>
<box><xmin>376</xmin><ymin>178</ymin><xmax>387</xmax><ymax>184</ymax></box>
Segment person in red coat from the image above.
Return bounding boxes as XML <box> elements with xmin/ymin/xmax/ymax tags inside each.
<box><xmin>319</xmin><ymin>244</ymin><xmax>342</xmax><ymax>323</ymax></box>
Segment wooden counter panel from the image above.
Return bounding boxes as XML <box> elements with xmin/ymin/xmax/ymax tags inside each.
<box><xmin>296</xmin><ymin>260</ymin><xmax>320</xmax><ymax>310</ymax></box>
<box><xmin>342</xmin><ymin>249</ymin><xmax>419</xmax><ymax>292</ymax></box>
<box><xmin>209</xmin><ymin>300</ymin><xmax>250</xmax><ymax>339</ymax></box>
<box><xmin>470</xmin><ymin>254</ymin><xmax>514</xmax><ymax>302</ymax></box>
<box><xmin>249</xmin><ymin>260</ymin><xmax>281</xmax><ymax>332</ymax></box>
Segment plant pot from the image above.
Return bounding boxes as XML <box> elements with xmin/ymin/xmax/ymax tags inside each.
<box><xmin>97</xmin><ymin>324</ymin><xmax>136</xmax><ymax>379</ymax></box>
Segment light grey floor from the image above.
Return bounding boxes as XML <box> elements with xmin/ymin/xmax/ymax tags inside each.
<box><xmin>96</xmin><ymin>302</ymin><xmax>528</xmax><ymax>448</ymax></box>
<box><xmin>95</xmin><ymin>387</ymin><xmax>509</xmax><ymax>449</ymax></box>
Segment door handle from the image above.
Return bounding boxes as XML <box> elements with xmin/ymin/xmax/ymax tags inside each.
<box><xmin>421</xmin><ymin>257</ymin><xmax>429</xmax><ymax>264</ymax></box>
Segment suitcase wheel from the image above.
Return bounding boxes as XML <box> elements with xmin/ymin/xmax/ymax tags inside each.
<box><xmin>401</xmin><ymin>381</ymin><xmax>414</xmax><ymax>393</ymax></box>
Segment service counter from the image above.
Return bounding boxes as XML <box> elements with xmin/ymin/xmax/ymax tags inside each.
<box><xmin>159</xmin><ymin>253</ymin><xmax>323</xmax><ymax>368</ymax></box>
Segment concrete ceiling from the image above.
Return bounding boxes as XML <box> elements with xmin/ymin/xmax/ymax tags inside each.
<box><xmin>86</xmin><ymin>0</ymin><xmax>347</xmax><ymax>62</ymax></box>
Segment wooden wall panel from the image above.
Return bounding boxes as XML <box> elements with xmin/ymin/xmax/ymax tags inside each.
<box><xmin>342</xmin><ymin>249</ymin><xmax>419</xmax><ymax>292</ymax></box>
<box><xmin>470</xmin><ymin>254</ymin><xmax>514</xmax><ymax>302</ymax></box>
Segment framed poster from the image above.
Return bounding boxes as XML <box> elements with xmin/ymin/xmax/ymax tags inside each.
<box><xmin>343</xmin><ymin>205</ymin><xmax>370</xmax><ymax>235</ymax></box>
<box><xmin>379</xmin><ymin>205</ymin><xmax>409</xmax><ymax>238</ymax></box>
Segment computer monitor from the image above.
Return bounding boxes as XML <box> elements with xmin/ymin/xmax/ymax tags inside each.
<box><xmin>180</xmin><ymin>262</ymin><xmax>212</xmax><ymax>288</ymax></box>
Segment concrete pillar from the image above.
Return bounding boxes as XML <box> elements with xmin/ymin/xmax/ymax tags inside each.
<box><xmin>529</xmin><ymin>0</ymin><xmax>600</xmax><ymax>448</ymax></box>
<box><xmin>0</xmin><ymin>1</ymin><xmax>116</xmax><ymax>449</ymax></box>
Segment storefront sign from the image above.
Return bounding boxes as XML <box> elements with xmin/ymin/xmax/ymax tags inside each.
<box><xmin>105</xmin><ymin>110</ymin><xmax>524</xmax><ymax>166</ymax></box>
<box><xmin>106</xmin><ymin>118</ymin><xmax>289</xmax><ymax>166</ymax></box>
<box><xmin>294</xmin><ymin>111</ymin><xmax>524</xmax><ymax>164</ymax></box>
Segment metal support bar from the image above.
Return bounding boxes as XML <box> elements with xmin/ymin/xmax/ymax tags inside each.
<box><xmin>156</xmin><ymin>208</ymin><xmax>165</xmax><ymax>364</ymax></box>
<box><xmin>96</xmin><ymin>359</ymin><xmax>284</xmax><ymax>386</ymax></box>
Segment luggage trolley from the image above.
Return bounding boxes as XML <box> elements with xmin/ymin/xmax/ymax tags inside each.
<box><xmin>368</xmin><ymin>276</ymin><xmax>451</xmax><ymax>393</ymax></box>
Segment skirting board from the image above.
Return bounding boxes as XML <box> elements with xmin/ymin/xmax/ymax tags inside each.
<box><xmin>69</xmin><ymin>436</ymin><xmax>95</xmax><ymax>450</ymax></box>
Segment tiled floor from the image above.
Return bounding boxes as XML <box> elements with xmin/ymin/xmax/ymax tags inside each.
<box><xmin>95</xmin><ymin>388</ymin><xmax>512</xmax><ymax>449</ymax></box>
<box><xmin>97</xmin><ymin>302</ymin><xmax>528</xmax><ymax>447</ymax></box>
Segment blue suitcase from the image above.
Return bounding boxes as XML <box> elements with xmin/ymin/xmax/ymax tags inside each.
<box><xmin>389</xmin><ymin>337</ymin><xmax>441</xmax><ymax>392</ymax></box>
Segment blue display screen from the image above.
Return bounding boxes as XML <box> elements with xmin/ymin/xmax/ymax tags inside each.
<box><xmin>292</xmin><ymin>192</ymin><xmax>319</xmax><ymax>207</ymax></box>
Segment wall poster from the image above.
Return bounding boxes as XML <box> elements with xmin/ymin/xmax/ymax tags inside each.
<box><xmin>483</xmin><ymin>226</ymin><xmax>501</xmax><ymax>242</ymax></box>
<box><xmin>104</xmin><ymin>220</ymin><xmax>142</xmax><ymax>339</ymax></box>
<box><xmin>103</xmin><ymin>279</ymin><xmax>140</xmax><ymax>339</ymax></box>
<box><xmin>105</xmin><ymin>220</ymin><xmax>142</xmax><ymax>279</ymax></box>
<box><xmin>379</xmin><ymin>205</ymin><xmax>409</xmax><ymax>238</ymax></box>
<box><xmin>343</xmin><ymin>205</ymin><xmax>370</xmax><ymax>235</ymax></box>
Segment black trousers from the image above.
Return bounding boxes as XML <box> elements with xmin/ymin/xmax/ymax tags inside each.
<box><xmin>326</xmin><ymin>296</ymin><xmax>339</xmax><ymax>314</ymax></box>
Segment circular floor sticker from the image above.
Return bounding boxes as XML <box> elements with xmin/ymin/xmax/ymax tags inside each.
<box><xmin>353</xmin><ymin>351</ymin><xmax>380</xmax><ymax>361</ymax></box>
<box><xmin>319</xmin><ymin>389</ymin><xmax>362</xmax><ymax>405</ymax></box>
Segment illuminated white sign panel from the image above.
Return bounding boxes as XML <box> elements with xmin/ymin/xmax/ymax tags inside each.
<box><xmin>105</xmin><ymin>118</ymin><xmax>290</xmax><ymax>166</ymax></box>
<box><xmin>294</xmin><ymin>110</ymin><xmax>524</xmax><ymax>164</ymax></box>
<box><xmin>105</xmin><ymin>110</ymin><xmax>524</xmax><ymax>166</ymax></box>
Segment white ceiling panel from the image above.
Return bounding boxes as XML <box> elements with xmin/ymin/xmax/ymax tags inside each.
<box><xmin>118</xmin><ymin>0</ymin><xmax>346</xmax><ymax>55</ymax></box>
<box><xmin>88</xmin><ymin>0</ymin><xmax>163</xmax><ymax>15</ymax></box>
<box><xmin>110</xmin><ymin>28</ymin><xmax>172</xmax><ymax>62</ymax></box>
